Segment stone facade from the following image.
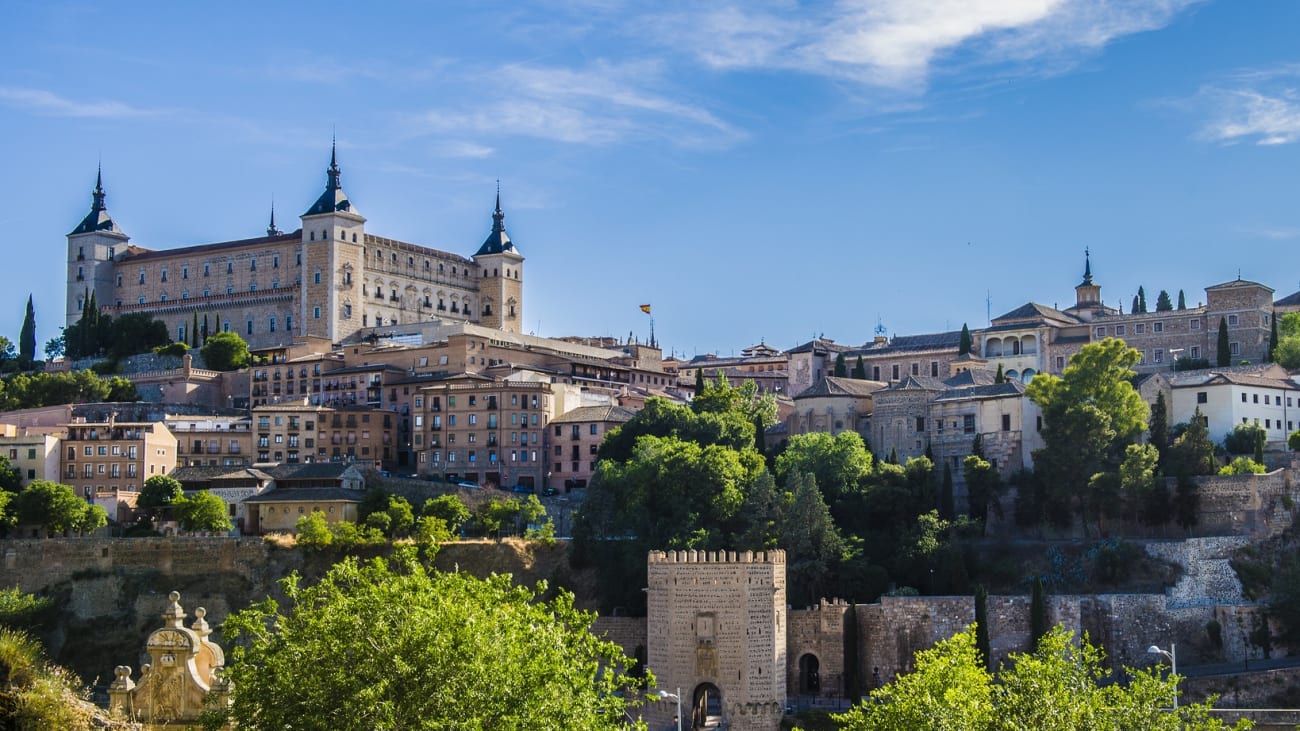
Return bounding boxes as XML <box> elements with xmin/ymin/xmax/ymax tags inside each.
<box><xmin>646</xmin><ymin>549</ymin><xmax>786</xmax><ymax>731</ymax></box>
<box><xmin>67</xmin><ymin>152</ymin><xmax>523</xmax><ymax>350</ymax></box>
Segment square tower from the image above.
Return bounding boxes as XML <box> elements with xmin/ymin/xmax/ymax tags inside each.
<box><xmin>66</xmin><ymin>169</ymin><xmax>129</xmax><ymax>329</ymax></box>
<box><xmin>300</xmin><ymin>144</ymin><xmax>365</xmax><ymax>343</ymax></box>
<box><xmin>646</xmin><ymin>549</ymin><xmax>787</xmax><ymax>731</ymax></box>
<box><xmin>472</xmin><ymin>191</ymin><xmax>523</xmax><ymax>333</ymax></box>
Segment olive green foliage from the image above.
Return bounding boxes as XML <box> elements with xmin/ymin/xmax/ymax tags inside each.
<box><xmin>782</xmin><ymin>473</ymin><xmax>844</xmax><ymax>606</ymax></box>
<box><xmin>1290</xmin><ymin>430</ymin><xmax>1300</xmax><ymax>452</ymax></box>
<box><xmin>422</xmin><ymin>495</ymin><xmax>471</xmax><ymax>534</ymax></box>
<box><xmin>0</xmin><ymin>628</ymin><xmax>97</xmax><ymax>730</ymax></box>
<box><xmin>173</xmin><ymin>490</ymin><xmax>233</xmax><ymax>533</ymax></box>
<box><xmin>1274</xmin><ymin>313</ymin><xmax>1300</xmax><ymax>370</ymax></box>
<box><xmin>1168</xmin><ymin>409</ymin><xmax>1219</xmax><ymax>478</ymax></box>
<box><xmin>200</xmin><ymin>331</ymin><xmax>252</xmax><ymax>371</ymax></box>
<box><xmin>138</xmin><ymin>474</ymin><xmax>184</xmax><ymax>519</ymax></box>
<box><xmin>835</xmin><ymin>626</ymin><xmax>1249</xmax><ymax>731</ymax></box>
<box><xmin>1026</xmin><ymin>339</ymin><xmax>1149</xmax><ymax>532</ymax></box>
<box><xmin>1218</xmin><ymin>457</ymin><xmax>1267</xmax><ymax>476</ymax></box>
<box><xmin>65</xmin><ymin>305</ymin><xmax>170</xmax><ymax>360</ymax></box>
<box><xmin>14</xmin><ymin>480</ymin><xmax>106</xmax><ymax>535</ymax></box>
<box><xmin>775</xmin><ymin>431</ymin><xmax>872</xmax><ymax>505</ymax></box>
<box><xmin>294</xmin><ymin>511</ymin><xmax>334</xmax><ymax>550</ymax></box>
<box><xmin>1224</xmin><ymin>423</ymin><xmax>1267</xmax><ymax>455</ymax></box>
<box><xmin>0</xmin><ymin>369</ymin><xmax>137</xmax><ymax>411</ymax></box>
<box><xmin>218</xmin><ymin>548</ymin><xmax>646</xmax><ymax>731</ymax></box>
<box><xmin>0</xmin><ymin>589</ymin><xmax>52</xmax><ymax>633</ymax></box>
<box><xmin>154</xmin><ymin>341</ymin><xmax>189</xmax><ymax>358</ymax></box>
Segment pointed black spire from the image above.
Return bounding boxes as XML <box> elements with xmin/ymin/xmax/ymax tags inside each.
<box><xmin>1080</xmin><ymin>247</ymin><xmax>1093</xmax><ymax>286</ymax></box>
<box><xmin>304</xmin><ymin>139</ymin><xmax>354</xmax><ymax>216</ymax></box>
<box><xmin>267</xmin><ymin>199</ymin><xmax>282</xmax><ymax>237</ymax></box>
<box><xmin>475</xmin><ymin>183</ymin><xmax>517</xmax><ymax>256</ymax></box>
<box><xmin>70</xmin><ymin>166</ymin><xmax>119</xmax><ymax>235</ymax></box>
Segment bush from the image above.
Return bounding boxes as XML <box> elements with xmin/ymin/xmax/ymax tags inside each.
<box><xmin>1173</xmin><ymin>357</ymin><xmax>1212</xmax><ymax>371</ymax></box>
<box><xmin>1290</xmin><ymin>430</ymin><xmax>1300</xmax><ymax>452</ymax></box>
<box><xmin>89</xmin><ymin>360</ymin><xmax>118</xmax><ymax>375</ymax></box>
<box><xmin>1224</xmin><ymin>424</ymin><xmax>1267</xmax><ymax>455</ymax></box>
<box><xmin>200</xmin><ymin>332</ymin><xmax>251</xmax><ymax>371</ymax></box>
<box><xmin>295</xmin><ymin>511</ymin><xmax>333</xmax><ymax>550</ymax></box>
<box><xmin>1219</xmin><ymin>457</ymin><xmax>1267</xmax><ymax>476</ymax></box>
<box><xmin>153</xmin><ymin>342</ymin><xmax>189</xmax><ymax>358</ymax></box>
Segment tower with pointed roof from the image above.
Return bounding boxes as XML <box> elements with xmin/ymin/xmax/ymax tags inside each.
<box><xmin>66</xmin><ymin>167</ymin><xmax>130</xmax><ymax>329</ymax></box>
<box><xmin>1065</xmin><ymin>248</ymin><xmax>1107</xmax><ymax>322</ymax></box>
<box><xmin>472</xmin><ymin>186</ymin><xmax>524</xmax><ymax>332</ymax></box>
<box><xmin>300</xmin><ymin>141</ymin><xmax>365</xmax><ymax>342</ymax></box>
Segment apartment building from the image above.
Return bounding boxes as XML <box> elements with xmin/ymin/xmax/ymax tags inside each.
<box><xmin>165</xmin><ymin>415</ymin><xmax>253</xmax><ymax>467</ymax></box>
<box><xmin>251</xmin><ymin>402</ymin><xmax>394</xmax><ymax>469</ymax></box>
<box><xmin>60</xmin><ymin>420</ymin><xmax>177</xmax><ymax>521</ymax></box>
<box><xmin>0</xmin><ymin>426</ymin><xmax>60</xmax><ymax>487</ymax></box>
<box><xmin>548</xmin><ymin>405</ymin><xmax>636</xmax><ymax>491</ymax></box>
<box><xmin>417</xmin><ymin>376</ymin><xmax>554</xmax><ymax>488</ymax></box>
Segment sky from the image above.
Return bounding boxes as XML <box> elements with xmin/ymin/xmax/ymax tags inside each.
<box><xmin>3</xmin><ymin>1</ymin><xmax>1300</xmax><ymax>360</ymax></box>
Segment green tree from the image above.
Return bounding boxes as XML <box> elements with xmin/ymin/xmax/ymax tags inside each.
<box><xmin>422</xmin><ymin>495</ymin><xmax>471</xmax><ymax>535</ymax></box>
<box><xmin>1219</xmin><ymin>456</ymin><xmax>1266</xmax><ymax>476</ymax></box>
<box><xmin>0</xmin><ymin>455</ymin><xmax>23</xmax><ymax>493</ymax></box>
<box><xmin>1155</xmin><ymin>289</ymin><xmax>1173</xmax><ymax>312</ymax></box>
<box><xmin>973</xmin><ymin>586</ymin><xmax>990</xmax><ymax>668</ymax></box>
<box><xmin>295</xmin><ymin>511</ymin><xmax>334</xmax><ymax>550</ymax></box>
<box><xmin>693</xmin><ymin>368</ymin><xmax>704</xmax><ymax>398</ymax></box>
<box><xmin>782</xmin><ymin>472</ymin><xmax>844</xmax><ymax>607</ymax></box>
<box><xmin>1168</xmin><ymin>408</ymin><xmax>1218</xmax><ymax>478</ymax></box>
<box><xmin>138</xmin><ymin>474</ymin><xmax>184</xmax><ymax>520</ymax></box>
<box><xmin>1224</xmin><ymin>423</ymin><xmax>1266</xmax><ymax>455</ymax></box>
<box><xmin>43</xmin><ymin>334</ymin><xmax>63</xmax><ymax>361</ymax></box>
<box><xmin>836</xmin><ymin>626</ymin><xmax>1248</xmax><ymax>731</ymax></box>
<box><xmin>939</xmin><ymin>463</ymin><xmax>955</xmax><ymax>520</ymax></box>
<box><xmin>1178</xmin><ymin>289</ymin><xmax>1186</xmax><ymax>310</ymax></box>
<box><xmin>201</xmin><ymin>331</ymin><xmax>252</xmax><ymax>371</ymax></box>
<box><xmin>1274</xmin><ymin>335</ymin><xmax>1300</xmax><ymax>370</ymax></box>
<box><xmin>217</xmin><ymin>548</ymin><xmax>646</xmax><ymax>731</ymax></box>
<box><xmin>834</xmin><ymin>353</ymin><xmax>848</xmax><ymax>378</ymax></box>
<box><xmin>1268</xmin><ymin>313</ymin><xmax>1279</xmax><ymax>362</ymax></box>
<box><xmin>1138</xmin><ymin>285</ymin><xmax>1148</xmax><ymax>314</ymax></box>
<box><xmin>1290</xmin><ymin>430</ymin><xmax>1300</xmax><ymax>452</ymax></box>
<box><xmin>191</xmin><ymin>312</ymin><xmax>200</xmax><ymax>348</ymax></box>
<box><xmin>852</xmin><ymin>355</ymin><xmax>866</xmax><ymax>380</ymax></box>
<box><xmin>1131</xmin><ymin>295</ymin><xmax>1140</xmax><ymax>315</ymax></box>
<box><xmin>385</xmin><ymin>495</ymin><xmax>415</xmax><ymax>538</ymax></box>
<box><xmin>173</xmin><ymin>491</ymin><xmax>233</xmax><ymax>533</ymax></box>
<box><xmin>14</xmin><ymin>481</ymin><xmax>91</xmax><ymax>535</ymax></box>
<box><xmin>775</xmin><ymin>431</ymin><xmax>872</xmax><ymax>504</ymax></box>
<box><xmin>963</xmin><ymin>455</ymin><xmax>1000</xmax><ymax>529</ymax></box>
<box><xmin>1119</xmin><ymin>443</ymin><xmax>1160</xmax><ymax>524</ymax></box>
<box><xmin>75</xmin><ymin>504</ymin><xmax>107</xmax><ymax>534</ymax></box>
<box><xmin>106</xmin><ymin>312</ymin><xmax>170</xmax><ymax>359</ymax></box>
<box><xmin>17</xmin><ymin>295</ymin><xmax>35</xmax><ymax>368</ymax></box>
<box><xmin>735</xmin><ymin>469</ymin><xmax>780</xmax><ymax>550</ymax></box>
<box><xmin>1026</xmin><ymin>339</ymin><xmax>1148</xmax><ymax>531</ymax></box>
<box><xmin>993</xmin><ymin>363</ymin><xmax>1004</xmax><ymax>383</ymax></box>
<box><xmin>959</xmin><ymin>323</ymin><xmax>972</xmax><ymax>356</ymax></box>
<box><xmin>1149</xmin><ymin>391</ymin><xmax>1170</xmax><ymax>467</ymax></box>
<box><xmin>1217</xmin><ymin>317</ymin><xmax>1231</xmax><ymax>367</ymax></box>
<box><xmin>1029</xmin><ymin>577</ymin><xmax>1047</xmax><ymax>648</ymax></box>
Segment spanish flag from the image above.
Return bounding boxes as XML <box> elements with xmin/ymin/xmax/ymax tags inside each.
<box><xmin>639</xmin><ymin>304</ymin><xmax>652</xmax><ymax>315</ymax></box>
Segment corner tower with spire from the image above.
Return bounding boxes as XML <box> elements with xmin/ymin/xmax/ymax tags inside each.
<box><xmin>472</xmin><ymin>184</ymin><xmax>524</xmax><ymax>332</ymax></box>
<box><xmin>300</xmin><ymin>140</ymin><xmax>366</xmax><ymax>342</ymax></box>
<box><xmin>66</xmin><ymin>167</ymin><xmax>130</xmax><ymax>330</ymax></box>
<box><xmin>1065</xmin><ymin>248</ymin><xmax>1111</xmax><ymax>322</ymax></box>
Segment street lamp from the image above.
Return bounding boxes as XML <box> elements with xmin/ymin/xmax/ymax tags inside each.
<box><xmin>655</xmin><ymin>688</ymin><xmax>682</xmax><ymax>731</ymax></box>
<box><xmin>1147</xmin><ymin>643</ymin><xmax>1177</xmax><ymax>709</ymax></box>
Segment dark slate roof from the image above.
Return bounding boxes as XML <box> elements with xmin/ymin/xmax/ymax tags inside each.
<box><xmin>794</xmin><ymin>376</ymin><xmax>887</xmax><ymax>399</ymax></box>
<box><xmin>550</xmin><ymin>405</ymin><xmax>637</xmax><ymax>424</ymax></box>
<box><xmin>785</xmin><ymin>339</ymin><xmax>850</xmax><ymax>355</ymax></box>
<box><xmin>848</xmin><ymin>331</ymin><xmax>962</xmax><ymax>356</ymax></box>
<box><xmin>1205</xmin><ymin>278</ymin><xmax>1272</xmax><ymax>293</ymax></box>
<box><xmin>318</xmin><ymin>363</ymin><xmax>407</xmax><ymax>377</ymax></box>
<box><xmin>934</xmin><ymin>381</ymin><xmax>1026</xmax><ymax>402</ymax></box>
<box><xmin>119</xmin><ymin>231</ymin><xmax>303</xmax><ymax>263</ymax></box>
<box><xmin>171</xmin><ymin>466</ymin><xmax>272</xmax><ymax>482</ymax></box>
<box><xmin>1276</xmin><ymin>291</ymin><xmax>1300</xmax><ymax>308</ymax></box>
<box><xmin>243</xmin><ymin>487</ymin><xmax>364</xmax><ymax>503</ymax></box>
<box><xmin>474</xmin><ymin>194</ymin><xmax>519</xmax><ymax>256</ymax></box>
<box><xmin>264</xmin><ymin>463</ymin><xmax>361</xmax><ymax>480</ymax></box>
<box><xmin>943</xmin><ymin>369</ymin><xmax>996</xmax><ymax>388</ymax></box>
<box><xmin>884</xmin><ymin>375</ymin><xmax>946</xmax><ymax>391</ymax></box>
<box><xmin>992</xmin><ymin>302</ymin><xmax>1079</xmax><ymax>324</ymax></box>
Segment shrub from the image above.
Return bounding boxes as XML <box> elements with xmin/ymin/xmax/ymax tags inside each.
<box><xmin>153</xmin><ymin>342</ymin><xmax>189</xmax><ymax>358</ymax></box>
<box><xmin>1219</xmin><ymin>457</ymin><xmax>1267</xmax><ymax>476</ymax></box>
<box><xmin>1289</xmin><ymin>430</ymin><xmax>1300</xmax><ymax>452</ymax></box>
<box><xmin>89</xmin><ymin>360</ymin><xmax>118</xmax><ymax>375</ymax></box>
<box><xmin>1224</xmin><ymin>423</ymin><xmax>1267</xmax><ymax>455</ymax></box>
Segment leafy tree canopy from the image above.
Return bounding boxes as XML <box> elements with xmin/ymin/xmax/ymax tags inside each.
<box><xmin>217</xmin><ymin>548</ymin><xmax>646</xmax><ymax>731</ymax></box>
<box><xmin>201</xmin><ymin>331</ymin><xmax>252</xmax><ymax>371</ymax></box>
<box><xmin>173</xmin><ymin>490</ymin><xmax>233</xmax><ymax>533</ymax></box>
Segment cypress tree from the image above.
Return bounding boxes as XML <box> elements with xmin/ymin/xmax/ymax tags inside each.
<box><xmin>1177</xmin><ymin>289</ymin><xmax>1186</xmax><ymax>310</ymax></box>
<box><xmin>693</xmin><ymin>368</ymin><xmax>704</xmax><ymax>398</ymax></box>
<box><xmin>1131</xmin><ymin>294</ymin><xmax>1140</xmax><ymax>316</ymax></box>
<box><xmin>214</xmin><ymin>312</ymin><xmax>223</xmax><ymax>335</ymax></box>
<box><xmin>1217</xmin><ymin>317</ymin><xmax>1231</xmax><ymax>367</ymax></box>
<box><xmin>971</xmin><ymin>433</ymin><xmax>984</xmax><ymax>459</ymax></box>
<box><xmin>974</xmin><ymin>584</ymin><xmax>991</xmax><ymax>669</ymax></box>
<box><xmin>958</xmin><ymin>323</ymin><xmax>972</xmax><ymax>355</ymax></box>
<box><xmin>1156</xmin><ymin>289</ymin><xmax>1173</xmax><ymax>312</ymax></box>
<box><xmin>852</xmin><ymin>355</ymin><xmax>866</xmax><ymax>380</ymax></box>
<box><xmin>888</xmin><ymin>447</ymin><xmax>897</xmax><ymax>465</ymax></box>
<box><xmin>1268</xmin><ymin>309</ymin><xmax>1279</xmax><ymax>361</ymax></box>
<box><xmin>85</xmin><ymin>290</ymin><xmax>98</xmax><ymax>355</ymax></box>
<box><xmin>754</xmin><ymin>415</ymin><xmax>766</xmax><ymax>457</ymax></box>
<box><xmin>202</xmin><ymin>314</ymin><xmax>210</xmax><ymax>344</ymax></box>
<box><xmin>834</xmin><ymin>353</ymin><xmax>847</xmax><ymax>378</ymax></box>
<box><xmin>940</xmin><ymin>463</ymin><xmax>955</xmax><ymax>519</ymax></box>
<box><xmin>1137</xmin><ymin>286</ymin><xmax>1148</xmax><ymax>313</ymax></box>
<box><xmin>843</xmin><ymin>603</ymin><xmax>860</xmax><ymax>702</ymax></box>
<box><xmin>1030</xmin><ymin>576</ymin><xmax>1048</xmax><ymax>648</ymax></box>
<box><xmin>18</xmin><ymin>294</ymin><xmax>35</xmax><ymax>366</ymax></box>
<box><xmin>994</xmin><ymin>364</ymin><xmax>1005</xmax><ymax>383</ymax></box>
<box><xmin>191</xmin><ymin>312</ymin><xmax>200</xmax><ymax>348</ymax></box>
<box><xmin>1150</xmin><ymin>391</ymin><xmax>1169</xmax><ymax>468</ymax></box>
<box><xmin>1255</xmin><ymin>429</ymin><xmax>1266</xmax><ymax>465</ymax></box>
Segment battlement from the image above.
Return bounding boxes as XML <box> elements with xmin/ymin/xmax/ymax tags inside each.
<box><xmin>648</xmin><ymin>549</ymin><xmax>786</xmax><ymax>564</ymax></box>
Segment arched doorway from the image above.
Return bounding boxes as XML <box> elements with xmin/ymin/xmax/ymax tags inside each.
<box><xmin>691</xmin><ymin>683</ymin><xmax>723</xmax><ymax>729</ymax></box>
<box><xmin>798</xmin><ymin>653</ymin><xmax>821</xmax><ymax>694</ymax></box>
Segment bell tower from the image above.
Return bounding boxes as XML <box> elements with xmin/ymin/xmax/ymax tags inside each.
<box><xmin>472</xmin><ymin>186</ymin><xmax>524</xmax><ymax>333</ymax></box>
<box><xmin>300</xmin><ymin>140</ymin><xmax>365</xmax><ymax>342</ymax></box>
<box><xmin>66</xmin><ymin>167</ymin><xmax>129</xmax><ymax>329</ymax></box>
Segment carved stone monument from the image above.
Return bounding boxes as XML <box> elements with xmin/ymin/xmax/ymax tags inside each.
<box><xmin>108</xmin><ymin>591</ymin><xmax>232</xmax><ymax>727</ymax></box>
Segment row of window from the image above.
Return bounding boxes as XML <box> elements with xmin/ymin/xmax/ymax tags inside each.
<box><xmin>1243</xmin><ymin>417</ymin><xmax>1295</xmax><ymax>432</ymax></box>
<box><xmin>68</xmin><ymin>463</ymin><xmax>139</xmax><ymax>478</ymax></box>
<box><xmin>427</xmin><ymin>450</ymin><xmax>537</xmax><ymax>464</ymax></box>
<box><xmin>1095</xmin><ymin>312</ymin><xmax>1262</xmax><ymax>339</ymax></box>
<box><xmin>68</xmin><ymin>445</ymin><xmax>139</xmax><ymax>458</ymax></box>
<box><xmin>1239</xmin><ymin>392</ymin><xmax>1295</xmax><ymax>407</ymax></box>
<box><xmin>131</xmin><ymin>254</ymin><xmax>300</xmax><ymax>285</ymax></box>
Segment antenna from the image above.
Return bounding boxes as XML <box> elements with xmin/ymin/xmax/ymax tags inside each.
<box><xmin>986</xmin><ymin>291</ymin><xmax>992</xmax><ymax>326</ymax></box>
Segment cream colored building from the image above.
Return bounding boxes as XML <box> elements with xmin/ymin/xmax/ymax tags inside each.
<box><xmin>165</xmin><ymin>414</ymin><xmax>253</xmax><ymax>467</ymax></box>
<box><xmin>0</xmin><ymin>426</ymin><xmax>60</xmax><ymax>487</ymax></box>
<box><xmin>1169</xmin><ymin>364</ymin><xmax>1299</xmax><ymax>449</ymax></box>
<box><xmin>67</xmin><ymin>148</ymin><xmax>524</xmax><ymax>350</ymax></box>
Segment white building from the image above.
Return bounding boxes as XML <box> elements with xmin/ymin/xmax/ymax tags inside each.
<box><xmin>1169</xmin><ymin>365</ymin><xmax>1299</xmax><ymax>447</ymax></box>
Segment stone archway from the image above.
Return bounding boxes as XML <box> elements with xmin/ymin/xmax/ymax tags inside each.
<box><xmin>798</xmin><ymin>653</ymin><xmax>821</xmax><ymax>695</ymax></box>
<box><xmin>692</xmin><ymin>682</ymin><xmax>723</xmax><ymax>729</ymax></box>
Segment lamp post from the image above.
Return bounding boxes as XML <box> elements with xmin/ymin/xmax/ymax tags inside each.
<box><xmin>1147</xmin><ymin>643</ymin><xmax>1177</xmax><ymax>709</ymax></box>
<box><xmin>656</xmin><ymin>688</ymin><xmax>682</xmax><ymax>731</ymax></box>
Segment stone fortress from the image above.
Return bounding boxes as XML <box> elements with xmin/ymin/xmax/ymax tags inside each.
<box><xmin>67</xmin><ymin>145</ymin><xmax>524</xmax><ymax>350</ymax></box>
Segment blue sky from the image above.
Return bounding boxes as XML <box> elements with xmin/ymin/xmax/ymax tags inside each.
<box><xmin>3</xmin><ymin>1</ymin><xmax>1300</xmax><ymax>359</ymax></box>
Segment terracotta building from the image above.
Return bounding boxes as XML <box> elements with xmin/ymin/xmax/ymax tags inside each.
<box><xmin>548</xmin><ymin>404</ymin><xmax>637</xmax><ymax>491</ymax></box>
<box><xmin>60</xmin><ymin>419</ymin><xmax>178</xmax><ymax>521</ymax></box>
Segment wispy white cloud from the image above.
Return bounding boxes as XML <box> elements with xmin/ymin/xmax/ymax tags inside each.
<box><xmin>1196</xmin><ymin>73</ymin><xmax>1300</xmax><ymax>146</ymax></box>
<box><xmin>0</xmin><ymin>87</ymin><xmax>160</xmax><ymax>118</ymax></box>
<box><xmin>434</xmin><ymin>141</ymin><xmax>496</xmax><ymax>159</ymax></box>
<box><xmin>416</xmin><ymin>60</ymin><xmax>743</xmax><ymax>148</ymax></box>
<box><xmin>642</xmin><ymin>0</ymin><xmax>1201</xmax><ymax>91</ymax></box>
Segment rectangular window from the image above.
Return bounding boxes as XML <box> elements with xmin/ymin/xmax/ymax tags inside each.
<box><xmin>1242</xmin><ymin>393</ymin><xmax>1248</xmax><ymax>403</ymax></box>
<box><xmin>1197</xmin><ymin>391</ymin><xmax>1208</xmax><ymax>404</ymax></box>
<box><xmin>1230</xmin><ymin>342</ymin><xmax>1240</xmax><ymax>356</ymax></box>
<box><xmin>1191</xmin><ymin>346</ymin><xmax>1200</xmax><ymax>359</ymax></box>
<box><xmin>1153</xmin><ymin>321</ymin><xmax>1163</xmax><ymax>333</ymax></box>
<box><xmin>313</xmin><ymin>306</ymin><xmax>321</xmax><ymax>319</ymax></box>
<box><xmin>891</xmin><ymin>364</ymin><xmax>900</xmax><ymax>380</ymax></box>
<box><xmin>1253</xmin><ymin>394</ymin><xmax>1259</xmax><ymax>404</ymax></box>
<box><xmin>1115</xmin><ymin>325</ymin><xmax>1127</xmax><ymax>336</ymax></box>
<box><xmin>1133</xmin><ymin>324</ymin><xmax>1144</xmax><ymax>335</ymax></box>
<box><xmin>1055</xmin><ymin>356</ymin><xmax>1065</xmax><ymax>370</ymax></box>
<box><xmin>1001</xmin><ymin>414</ymin><xmax>1011</xmax><ymax>431</ymax></box>
<box><xmin>1153</xmin><ymin>349</ymin><xmax>1164</xmax><ymax>364</ymax></box>
<box><xmin>911</xmin><ymin>362</ymin><xmax>919</xmax><ymax>376</ymax></box>
<box><xmin>1095</xmin><ymin>326</ymin><xmax>1106</xmax><ymax>337</ymax></box>
<box><xmin>915</xmin><ymin>417</ymin><xmax>925</xmax><ymax>432</ymax></box>
<box><xmin>1228</xmin><ymin>314</ymin><xmax>1239</xmax><ymax>326</ymax></box>
<box><xmin>963</xmin><ymin>414</ymin><xmax>975</xmax><ymax>434</ymax></box>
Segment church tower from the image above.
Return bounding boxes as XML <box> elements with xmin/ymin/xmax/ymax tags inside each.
<box><xmin>472</xmin><ymin>188</ymin><xmax>524</xmax><ymax>333</ymax></box>
<box><xmin>66</xmin><ymin>168</ymin><xmax>129</xmax><ymax>329</ymax></box>
<box><xmin>1067</xmin><ymin>248</ymin><xmax>1107</xmax><ymax>322</ymax></box>
<box><xmin>300</xmin><ymin>141</ymin><xmax>364</xmax><ymax>343</ymax></box>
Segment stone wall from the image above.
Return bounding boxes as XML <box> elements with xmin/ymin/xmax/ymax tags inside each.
<box><xmin>787</xmin><ymin>599</ymin><xmax>849</xmax><ymax>698</ymax></box>
<box><xmin>1193</xmin><ymin>471</ymin><xmax>1294</xmax><ymax>539</ymax></box>
<box><xmin>0</xmin><ymin>538</ymin><xmax>270</xmax><ymax>594</ymax></box>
